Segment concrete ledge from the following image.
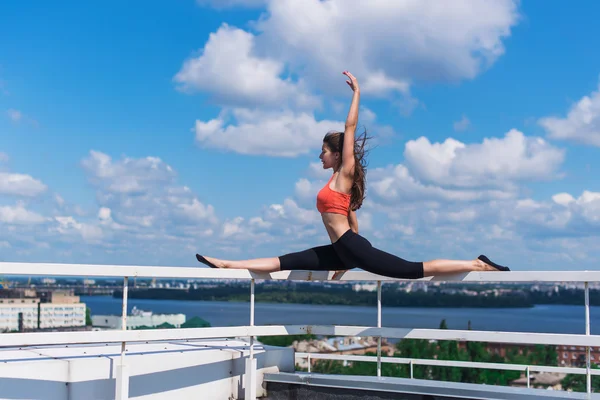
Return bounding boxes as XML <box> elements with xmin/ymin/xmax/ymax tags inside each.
<box><xmin>264</xmin><ymin>372</ymin><xmax>599</xmax><ymax>400</ymax></box>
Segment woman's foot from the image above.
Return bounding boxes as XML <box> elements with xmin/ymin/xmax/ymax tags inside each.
<box><xmin>477</xmin><ymin>255</ymin><xmax>510</xmax><ymax>272</ymax></box>
<box><xmin>196</xmin><ymin>254</ymin><xmax>227</xmax><ymax>269</ymax></box>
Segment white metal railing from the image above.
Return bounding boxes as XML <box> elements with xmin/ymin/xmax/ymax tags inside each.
<box><xmin>0</xmin><ymin>262</ymin><xmax>599</xmax><ymax>399</ymax></box>
<box><xmin>296</xmin><ymin>352</ymin><xmax>600</xmax><ymax>389</ymax></box>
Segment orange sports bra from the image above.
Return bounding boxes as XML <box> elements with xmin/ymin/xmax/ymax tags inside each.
<box><xmin>316</xmin><ymin>174</ymin><xmax>351</xmax><ymax>217</ymax></box>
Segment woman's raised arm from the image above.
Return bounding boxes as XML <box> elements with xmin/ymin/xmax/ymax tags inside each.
<box><xmin>341</xmin><ymin>71</ymin><xmax>360</xmax><ymax>177</ymax></box>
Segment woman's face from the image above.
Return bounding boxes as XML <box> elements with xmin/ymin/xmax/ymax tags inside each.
<box><xmin>319</xmin><ymin>143</ymin><xmax>338</xmax><ymax>169</ymax></box>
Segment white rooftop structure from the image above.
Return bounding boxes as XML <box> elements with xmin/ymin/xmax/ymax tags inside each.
<box><xmin>0</xmin><ymin>339</ymin><xmax>292</xmax><ymax>399</ymax></box>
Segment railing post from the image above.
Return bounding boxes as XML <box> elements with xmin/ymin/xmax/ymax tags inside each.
<box><xmin>585</xmin><ymin>281</ymin><xmax>591</xmax><ymax>395</ymax></box>
<box><xmin>307</xmin><ymin>354</ymin><xmax>311</xmax><ymax>373</ymax></box>
<box><xmin>409</xmin><ymin>360</ymin><xmax>413</xmax><ymax>379</ymax></box>
<box><xmin>245</xmin><ymin>279</ymin><xmax>257</xmax><ymax>400</ymax></box>
<box><xmin>526</xmin><ymin>366</ymin><xmax>530</xmax><ymax>389</ymax></box>
<box><xmin>115</xmin><ymin>277</ymin><xmax>129</xmax><ymax>400</ymax></box>
<box><xmin>377</xmin><ymin>281</ymin><xmax>382</xmax><ymax>378</ymax></box>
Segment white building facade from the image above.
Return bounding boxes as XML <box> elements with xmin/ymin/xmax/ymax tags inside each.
<box><xmin>92</xmin><ymin>307</ymin><xmax>186</xmax><ymax>329</ymax></box>
<box><xmin>0</xmin><ymin>295</ymin><xmax>86</xmax><ymax>331</ymax></box>
<box><xmin>0</xmin><ymin>298</ymin><xmax>40</xmax><ymax>331</ymax></box>
<box><xmin>39</xmin><ymin>303</ymin><xmax>86</xmax><ymax>329</ymax></box>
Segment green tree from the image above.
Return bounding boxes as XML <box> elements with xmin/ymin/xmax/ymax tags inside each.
<box><xmin>396</xmin><ymin>338</ymin><xmax>433</xmax><ymax>379</ymax></box>
<box><xmin>181</xmin><ymin>316</ymin><xmax>211</xmax><ymax>328</ymax></box>
<box><xmin>85</xmin><ymin>307</ymin><xmax>92</xmax><ymax>326</ymax></box>
<box><xmin>133</xmin><ymin>322</ymin><xmax>176</xmax><ymax>330</ymax></box>
<box><xmin>562</xmin><ymin>364</ymin><xmax>600</xmax><ymax>392</ymax></box>
<box><xmin>257</xmin><ymin>334</ymin><xmax>317</xmax><ymax>347</ymax></box>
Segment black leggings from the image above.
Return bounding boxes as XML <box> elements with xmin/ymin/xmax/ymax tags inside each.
<box><xmin>278</xmin><ymin>229</ymin><xmax>424</xmax><ymax>279</ymax></box>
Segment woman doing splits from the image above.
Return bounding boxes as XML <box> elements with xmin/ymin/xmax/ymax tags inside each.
<box><xmin>196</xmin><ymin>71</ymin><xmax>510</xmax><ymax>279</ymax></box>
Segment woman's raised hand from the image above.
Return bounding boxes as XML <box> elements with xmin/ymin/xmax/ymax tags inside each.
<box><xmin>343</xmin><ymin>71</ymin><xmax>359</xmax><ymax>93</ymax></box>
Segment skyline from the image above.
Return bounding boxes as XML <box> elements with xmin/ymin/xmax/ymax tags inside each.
<box><xmin>1</xmin><ymin>0</ymin><xmax>599</xmax><ymax>270</ymax></box>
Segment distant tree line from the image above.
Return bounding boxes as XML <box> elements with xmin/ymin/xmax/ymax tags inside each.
<box><xmin>114</xmin><ymin>284</ymin><xmax>538</xmax><ymax>308</ymax></box>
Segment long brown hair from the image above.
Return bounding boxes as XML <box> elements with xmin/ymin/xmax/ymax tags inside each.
<box><xmin>323</xmin><ymin>128</ymin><xmax>370</xmax><ymax>211</ymax></box>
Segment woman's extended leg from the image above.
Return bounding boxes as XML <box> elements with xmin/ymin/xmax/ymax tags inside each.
<box><xmin>332</xmin><ymin>230</ymin><xmax>509</xmax><ymax>279</ymax></box>
<box><xmin>422</xmin><ymin>257</ymin><xmax>505</xmax><ymax>277</ymax></box>
<box><xmin>196</xmin><ymin>244</ymin><xmax>345</xmax><ymax>273</ymax></box>
<box><xmin>197</xmin><ymin>255</ymin><xmax>281</xmax><ymax>273</ymax></box>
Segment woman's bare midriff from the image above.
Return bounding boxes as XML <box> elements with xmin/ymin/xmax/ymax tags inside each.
<box><xmin>321</xmin><ymin>212</ymin><xmax>352</xmax><ymax>243</ymax></box>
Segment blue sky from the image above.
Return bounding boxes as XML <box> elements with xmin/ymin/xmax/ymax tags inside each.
<box><xmin>1</xmin><ymin>0</ymin><xmax>599</xmax><ymax>270</ymax></box>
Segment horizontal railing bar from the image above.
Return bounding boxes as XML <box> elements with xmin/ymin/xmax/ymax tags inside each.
<box><xmin>305</xmin><ymin>326</ymin><xmax>600</xmax><ymax>347</ymax></box>
<box><xmin>0</xmin><ymin>325</ymin><xmax>307</xmax><ymax>348</ymax></box>
<box><xmin>2</xmin><ymin>325</ymin><xmax>600</xmax><ymax>348</ymax></box>
<box><xmin>1</xmin><ymin>262</ymin><xmax>600</xmax><ymax>282</ymax></box>
<box><xmin>295</xmin><ymin>352</ymin><xmax>600</xmax><ymax>376</ymax></box>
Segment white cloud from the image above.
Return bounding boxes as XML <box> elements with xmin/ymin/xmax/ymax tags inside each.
<box><xmin>54</xmin><ymin>194</ymin><xmax>65</xmax><ymax>207</ymax></box>
<box><xmin>174</xmin><ymin>24</ymin><xmax>319</xmax><ymax>109</ymax></box>
<box><xmin>79</xmin><ymin>151</ymin><xmax>219</xmax><ymax>245</ymax></box>
<box><xmin>512</xmin><ymin>191</ymin><xmax>600</xmax><ymax>238</ymax></box>
<box><xmin>307</xmin><ymin>162</ymin><xmax>331</xmax><ymax>179</ymax></box>
<box><xmin>194</xmin><ymin>104</ymin><xmax>393</xmax><ymax>157</ymax></box>
<box><xmin>369</xmin><ymin>164</ymin><xmax>513</xmax><ymax>204</ymax></box>
<box><xmin>357</xmin><ymin>211</ymin><xmax>372</xmax><ymax>232</ymax></box>
<box><xmin>6</xmin><ymin>109</ymin><xmax>22</xmax><ymax>122</ymax></box>
<box><xmin>0</xmin><ymin>204</ymin><xmax>46</xmax><ymax>225</ymax></box>
<box><xmin>53</xmin><ymin>216</ymin><xmax>104</xmax><ymax>243</ymax></box>
<box><xmin>178</xmin><ymin>0</ymin><xmax>519</xmax><ymax>129</ymax></box>
<box><xmin>98</xmin><ymin>207</ymin><xmax>111</xmax><ymax>221</ymax></box>
<box><xmin>82</xmin><ymin>151</ymin><xmax>175</xmax><ymax>194</ymax></box>
<box><xmin>265</xmin><ymin>198</ymin><xmax>321</xmax><ymax>226</ymax></box>
<box><xmin>176</xmin><ymin>199</ymin><xmax>218</xmax><ymax>224</ymax></box>
<box><xmin>539</xmin><ymin>81</ymin><xmax>600</xmax><ymax>147</ymax></box>
<box><xmin>453</xmin><ymin>115</ymin><xmax>471</xmax><ymax>132</ymax></box>
<box><xmin>194</xmin><ymin>109</ymin><xmax>343</xmax><ymax>157</ymax></box>
<box><xmin>0</xmin><ymin>172</ymin><xmax>47</xmax><ymax>196</ymax></box>
<box><xmin>403</xmin><ymin>129</ymin><xmax>565</xmax><ymax>188</ymax></box>
<box><xmin>553</xmin><ymin>191</ymin><xmax>600</xmax><ymax>225</ymax></box>
<box><xmin>254</xmin><ymin>0</ymin><xmax>519</xmax><ymax>96</ymax></box>
<box><xmin>294</xmin><ymin>178</ymin><xmax>323</xmax><ymax>201</ymax></box>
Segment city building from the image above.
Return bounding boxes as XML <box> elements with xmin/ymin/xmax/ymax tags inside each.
<box><xmin>557</xmin><ymin>344</ymin><xmax>600</xmax><ymax>367</ymax></box>
<box><xmin>0</xmin><ymin>298</ymin><xmax>40</xmax><ymax>331</ymax></box>
<box><xmin>0</xmin><ymin>289</ymin><xmax>86</xmax><ymax>332</ymax></box>
<box><xmin>92</xmin><ymin>306</ymin><xmax>186</xmax><ymax>330</ymax></box>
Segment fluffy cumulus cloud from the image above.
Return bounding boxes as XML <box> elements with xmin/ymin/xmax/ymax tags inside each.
<box><xmin>0</xmin><ymin>203</ymin><xmax>46</xmax><ymax>225</ymax></box>
<box><xmin>81</xmin><ymin>151</ymin><xmax>176</xmax><ymax>194</ymax></box>
<box><xmin>539</xmin><ymin>81</ymin><xmax>600</xmax><ymax>147</ymax></box>
<box><xmin>0</xmin><ymin>151</ymin><xmax>225</xmax><ymax>265</ymax></box>
<box><xmin>0</xmin><ymin>152</ymin><xmax>47</xmax><ymax>197</ymax></box>
<box><xmin>254</xmin><ymin>0</ymin><xmax>518</xmax><ymax>95</ymax></box>
<box><xmin>0</xmin><ymin>172</ymin><xmax>47</xmax><ymax>197</ymax></box>
<box><xmin>174</xmin><ymin>24</ymin><xmax>319</xmax><ymax>109</ymax></box>
<box><xmin>194</xmin><ymin>109</ymin><xmax>344</xmax><ymax>156</ymax></box>
<box><xmin>403</xmin><ymin>129</ymin><xmax>564</xmax><ymax>189</ymax></box>
<box><xmin>81</xmin><ymin>151</ymin><xmax>218</xmax><ymax>234</ymax></box>
<box><xmin>178</xmin><ymin>0</ymin><xmax>520</xmax><ymax>157</ymax></box>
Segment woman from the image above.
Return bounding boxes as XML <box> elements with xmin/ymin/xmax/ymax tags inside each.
<box><xmin>196</xmin><ymin>71</ymin><xmax>509</xmax><ymax>279</ymax></box>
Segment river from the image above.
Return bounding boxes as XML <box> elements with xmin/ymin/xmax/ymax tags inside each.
<box><xmin>81</xmin><ymin>296</ymin><xmax>600</xmax><ymax>335</ymax></box>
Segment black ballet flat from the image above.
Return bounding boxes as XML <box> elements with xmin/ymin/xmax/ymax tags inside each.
<box><xmin>196</xmin><ymin>254</ymin><xmax>218</xmax><ymax>269</ymax></box>
<box><xmin>478</xmin><ymin>255</ymin><xmax>510</xmax><ymax>271</ymax></box>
